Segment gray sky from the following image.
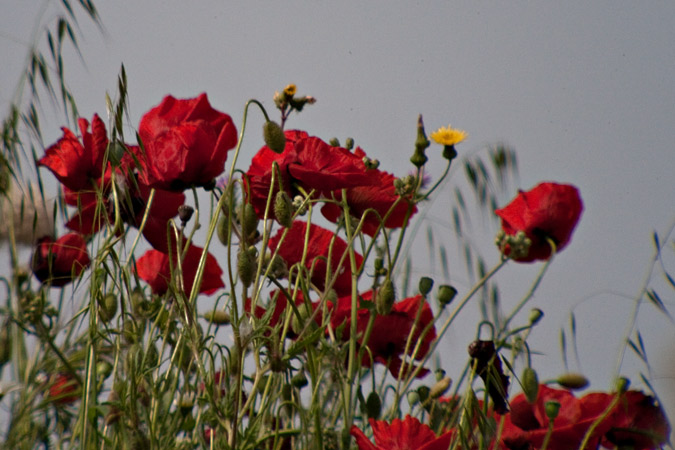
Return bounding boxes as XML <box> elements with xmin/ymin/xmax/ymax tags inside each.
<box><xmin>2</xmin><ymin>0</ymin><xmax>675</xmax><ymax>421</ymax></box>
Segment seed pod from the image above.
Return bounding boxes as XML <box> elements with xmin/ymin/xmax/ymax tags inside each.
<box><xmin>437</xmin><ymin>285</ymin><xmax>457</xmax><ymax>307</ymax></box>
<box><xmin>545</xmin><ymin>400</ymin><xmax>561</xmax><ymax>420</ymax></box>
<box><xmin>528</xmin><ymin>308</ymin><xmax>544</xmax><ymax>325</ymax></box>
<box><xmin>291</xmin><ymin>371</ymin><xmax>308</xmax><ymax>389</ymax></box>
<box><xmin>263</xmin><ymin>121</ymin><xmax>286</xmax><ymax>153</ymax></box>
<box><xmin>418</xmin><ymin>276</ymin><xmax>434</xmax><ymax>296</ymax></box>
<box><xmin>376</xmin><ymin>278</ymin><xmax>395</xmax><ymax>315</ymax></box>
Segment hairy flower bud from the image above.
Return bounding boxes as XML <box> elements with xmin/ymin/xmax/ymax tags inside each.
<box><xmin>237</xmin><ymin>247</ymin><xmax>257</xmax><ymax>287</ymax></box>
<box><xmin>217</xmin><ymin>215</ymin><xmax>228</xmax><ymax>246</ymax></box>
<box><xmin>98</xmin><ymin>293</ymin><xmax>118</xmax><ymax>323</ymax></box>
<box><xmin>528</xmin><ymin>308</ymin><xmax>544</xmax><ymax>325</ymax></box>
<box><xmin>274</xmin><ymin>191</ymin><xmax>294</xmax><ymax>227</ymax></box>
<box><xmin>556</xmin><ymin>372</ymin><xmax>589</xmax><ymax>390</ymax></box>
<box><xmin>430</xmin><ymin>376</ymin><xmax>452</xmax><ymax>399</ymax></box>
<box><xmin>239</xmin><ymin>203</ymin><xmax>259</xmax><ymax>241</ymax></box>
<box><xmin>521</xmin><ymin>367</ymin><xmax>539</xmax><ymax>403</ymax></box>
<box><xmin>376</xmin><ymin>278</ymin><xmax>396</xmax><ymax>315</ymax></box>
<box><xmin>202</xmin><ymin>309</ymin><xmax>231</xmax><ymax>325</ymax></box>
<box><xmin>411</xmin><ymin>115</ymin><xmax>430</xmax><ymax>168</ymax></box>
<box><xmin>365</xmin><ymin>392</ymin><xmax>382</xmax><ymax>420</ymax></box>
<box><xmin>291</xmin><ymin>371</ymin><xmax>308</xmax><ymax>389</ymax></box>
<box><xmin>263</xmin><ymin>121</ymin><xmax>286</xmax><ymax>154</ymax></box>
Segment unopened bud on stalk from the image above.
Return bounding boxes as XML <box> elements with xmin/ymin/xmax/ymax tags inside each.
<box><xmin>614</xmin><ymin>376</ymin><xmax>630</xmax><ymax>393</ymax></box>
<box><xmin>239</xmin><ymin>203</ymin><xmax>259</xmax><ymax>241</ymax></box>
<box><xmin>329</xmin><ymin>137</ymin><xmax>340</xmax><ymax>147</ymax></box>
<box><xmin>96</xmin><ymin>361</ymin><xmax>113</xmax><ymax>380</ymax></box>
<box><xmin>98</xmin><ymin>293</ymin><xmax>118</xmax><ymax>323</ymax></box>
<box><xmin>376</xmin><ymin>278</ymin><xmax>395</xmax><ymax>315</ymax></box>
<box><xmin>437</xmin><ymin>284</ymin><xmax>458</xmax><ymax>307</ymax></box>
<box><xmin>430</xmin><ymin>377</ymin><xmax>452</xmax><ymax>399</ymax></box>
<box><xmin>345</xmin><ymin>137</ymin><xmax>355</xmax><ymax>150</ymax></box>
<box><xmin>217</xmin><ymin>215</ymin><xmax>228</xmax><ymax>246</ymax></box>
<box><xmin>528</xmin><ymin>308</ymin><xmax>544</xmax><ymax>325</ymax></box>
<box><xmin>263</xmin><ymin>121</ymin><xmax>286</xmax><ymax>153</ymax></box>
<box><xmin>521</xmin><ymin>367</ymin><xmax>539</xmax><ymax>403</ymax></box>
<box><xmin>202</xmin><ymin>309</ymin><xmax>231</xmax><ymax>325</ymax></box>
<box><xmin>0</xmin><ymin>325</ymin><xmax>12</xmax><ymax>366</ymax></box>
<box><xmin>418</xmin><ymin>276</ymin><xmax>434</xmax><ymax>296</ymax></box>
<box><xmin>545</xmin><ymin>400</ymin><xmax>561</xmax><ymax>420</ymax></box>
<box><xmin>291</xmin><ymin>371</ymin><xmax>308</xmax><ymax>388</ymax></box>
<box><xmin>556</xmin><ymin>372</ymin><xmax>589</xmax><ymax>390</ymax></box>
<box><xmin>274</xmin><ymin>191</ymin><xmax>294</xmax><ymax>228</ymax></box>
<box><xmin>411</xmin><ymin>115</ymin><xmax>430</xmax><ymax>168</ymax></box>
<box><xmin>365</xmin><ymin>392</ymin><xmax>382</xmax><ymax>419</ymax></box>
<box><xmin>237</xmin><ymin>247</ymin><xmax>257</xmax><ymax>288</ymax></box>
<box><xmin>407</xmin><ymin>391</ymin><xmax>420</xmax><ymax>407</ymax></box>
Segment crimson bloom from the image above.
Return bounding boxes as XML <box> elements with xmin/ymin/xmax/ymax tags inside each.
<box><xmin>31</xmin><ymin>233</ymin><xmax>91</xmax><ymax>287</ymax></box>
<box><xmin>498</xmin><ymin>385</ymin><xmax>669</xmax><ymax>450</ymax></box>
<box><xmin>138</xmin><ymin>93</ymin><xmax>238</xmax><ymax>191</ymax></box>
<box><xmin>38</xmin><ymin>114</ymin><xmax>108</xmax><ymax>192</ymax></box>
<box><xmin>495</xmin><ymin>182</ymin><xmax>583</xmax><ymax>262</ymax></box>
<box><xmin>351</xmin><ymin>415</ymin><xmax>453</xmax><ymax>450</ymax></box>
<box><xmin>136</xmin><ymin>243</ymin><xmax>224</xmax><ymax>296</ymax></box>
<box><xmin>331</xmin><ymin>292</ymin><xmax>436</xmax><ymax>378</ymax></box>
<box><xmin>268</xmin><ymin>220</ymin><xmax>363</xmax><ymax>297</ymax></box>
<box><xmin>245</xmin><ymin>130</ymin><xmax>377</xmax><ymax>220</ymax></box>
<box><xmin>321</xmin><ymin>147</ymin><xmax>417</xmax><ymax>237</ymax></box>
<box><xmin>47</xmin><ymin>373</ymin><xmax>79</xmax><ymax>405</ymax></box>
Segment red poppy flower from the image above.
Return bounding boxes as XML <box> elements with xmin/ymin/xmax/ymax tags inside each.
<box><xmin>138</xmin><ymin>93</ymin><xmax>238</xmax><ymax>191</ymax></box>
<box><xmin>351</xmin><ymin>415</ymin><xmax>454</xmax><ymax>450</ymax></box>
<box><xmin>267</xmin><ymin>221</ymin><xmax>363</xmax><ymax>297</ymax></box>
<box><xmin>38</xmin><ymin>114</ymin><xmax>108</xmax><ymax>192</ymax></box>
<box><xmin>244</xmin><ymin>130</ymin><xmax>308</xmax><ymax>218</ymax></box>
<box><xmin>331</xmin><ymin>292</ymin><xmax>436</xmax><ymax>378</ymax></box>
<box><xmin>136</xmin><ymin>243</ymin><xmax>224</xmax><ymax>296</ymax></box>
<box><xmin>495</xmin><ymin>182</ymin><xmax>583</xmax><ymax>262</ymax></box>
<box><xmin>321</xmin><ymin>147</ymin><xmax>417</xmax><ymax>237</ymax></box>
<box><xmin>31</xmin><ymin>233</ymin><xmax>91</xmax><ymax>287</ymax></box>
<box><xmin>244</xmin><ymin>131</ymin><xmax>377</xmax><ymax>220</ymax></box>
<box><xmin>603</xmin><ymin>391</ymin><xmax>670</xmax><ymax>450</ymax></box>
<box><xmin>47</xmin><ymin>372</ymin><xmax>79</xmax><ymax>405</ymax></box>
<box><xmin>499</xmin><ymin>385</ymin><xmax>616</xmax><ymax>450</ymax></box>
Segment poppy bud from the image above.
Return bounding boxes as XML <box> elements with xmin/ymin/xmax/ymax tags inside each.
<box><xmin>376</xmin><ymin>278</ymin><xmax>395</xmax><ymax>315</ymax></box>
<box><xmin>418</xmin><ymin>276</ymin><xmax>434</xmax><ymax>296</ymax></box>
<box><xmin>411</xmin><ymin>115</ymin><xmax>430</xmax><ymax>168</ymax></box>
<box><xmin>521</xmin><ymin>367</ymin><xmax>539</xmax><ymax>403</ymax></box>
<box><xmin>291</xmin><ymin>371</ymin><xmax>308</xmax><ymax>389</ymax></box>
<box><xmin>528</xmin><ymin>308</ymin><xmax>544</xmax><ymax>325</ymax></box>
<box><xmin>237</xmin><ymin>247</ymin><xmax>257</xmax><ymax>288</ymax></box>
<box><xmin>545</xmin><ymin>400</ymin><xmax>561</xmax><ymax>420</ymax></box>
<box><xmin>614</xmin><ymin>376</ymin><xmax>630</xmax><ymax>393</ymax></box>
<box><xmin>556</xmin><ymin>372</ymin><xmax>589</xmax><ymax>390</ymax></box>
<box><xmin>0</xmin><ymin>324</ymin><xmax>12</xmax><ymax>367</ymax></box>
<box><xmin>239</xmin><ymin>203</ymin><xmax>259</xmax><ymax>241</ymax></box>
<box><xmin>437</xmin><ymin>284</ymin><xmax>458</xmax><ymax>307</ymax></box>
<box><xmin>407</xmin><ymin>390</ymin><xmax>420</xmax><ymax>406</ymax></box>
<box><xmin>202</xmin><ymin>309</ymin><xmax>231</xmax><ymax>325</ymax></box>
<box><xmin>345</xmin><ymin>137</ymin><xmax>354</xmax><ymax>150</ymax></box>
<box><xmin>329</xmin><ymin>137</ymin><xmax>340</xmax><ymax>147</ymax></box>
<box><xmin>217</xmin><ymin>215</ymin><xmax>228</xmax><ymax>246</ymax></box>
<box><xmin>98</xmin><ymin>293</ymin><xmax>118</xmax><ymax>323</ymax></box>
<box><xmin>430</xmin><ymin>376</ymin><xmax>452</xmax><ymax>399</ymax></box>
<box><xmin>365</xmin><ymin>392</ymin><xmax>382</xmax><ymax>419</ymax></box>
<box><xmin>263</xmin><ymin>121</ymin><xmax>286</xmax><ymax>154</ymax></box>
<box><xmin>274</xmin><ymin>191</ymin><xmax>294</xmax><ymax>228</ymax></box>
<box><xmin>96</xmin><ymin>360</ymin><xmax>113</xmax><ymax>380</ymax></box>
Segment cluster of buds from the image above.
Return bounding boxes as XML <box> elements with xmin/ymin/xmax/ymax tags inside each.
<box><xmin>495</xmin><ymin>229</ymin><xmax>532</xmax><ymax>260</ymax></box>
<box><xmin>273</xmin><ymin>84</ymin><xmax>316</xmax><ymax>115</ymax></box>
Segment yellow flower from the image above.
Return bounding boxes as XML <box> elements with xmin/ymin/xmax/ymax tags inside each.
<box><xmin>430</xmin><ymin>125</ymin><xmax>467</xmax><ymax>146</ymax></box>
<box><xmin>283</xmin><ymin>84</ymin><xmax>297</xmax><ymax>97</ymax></box>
